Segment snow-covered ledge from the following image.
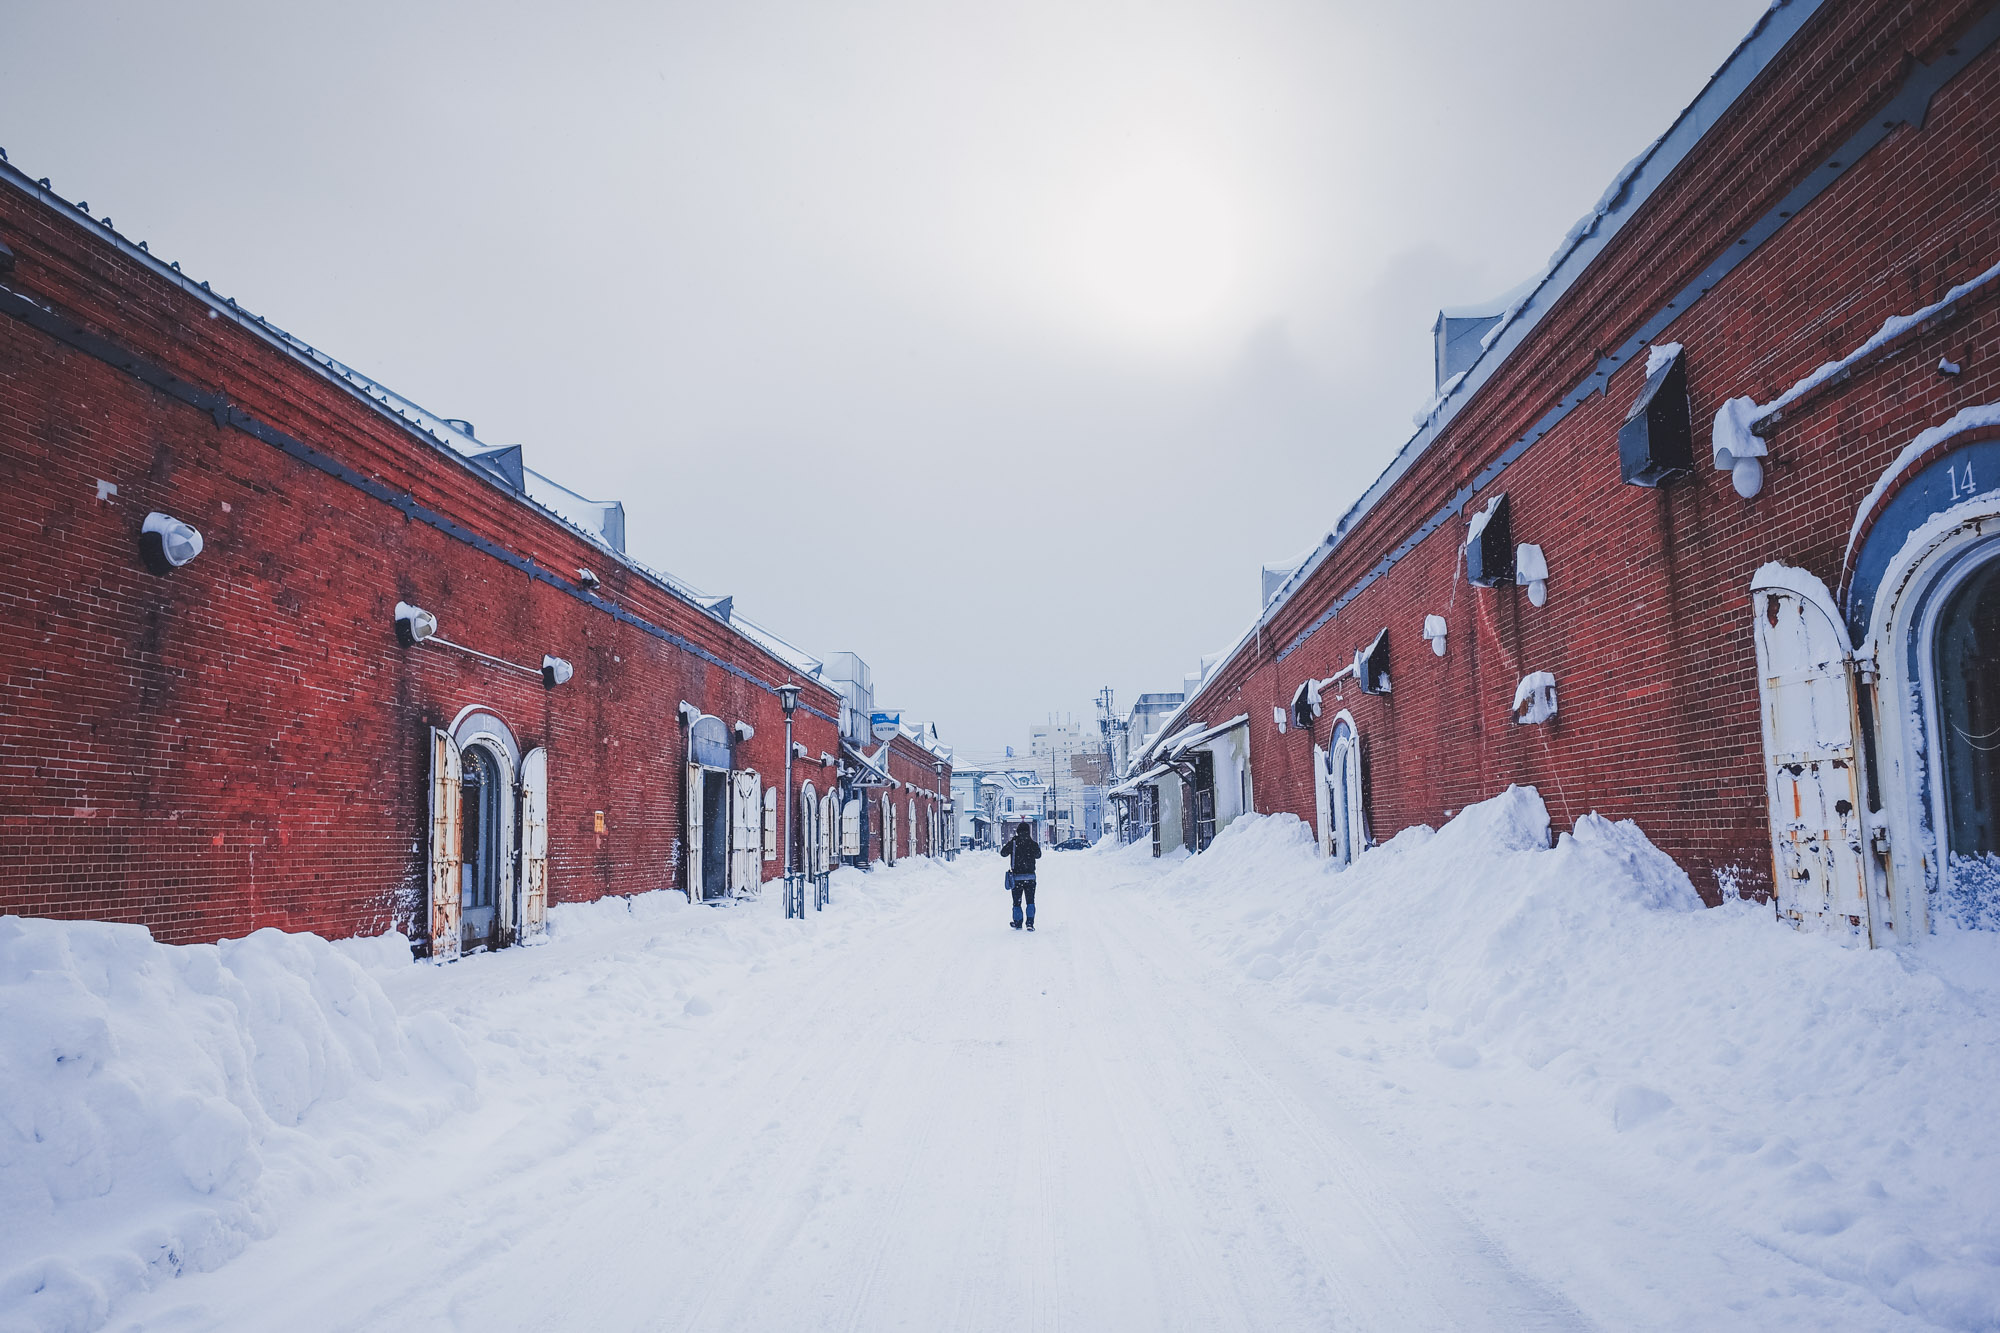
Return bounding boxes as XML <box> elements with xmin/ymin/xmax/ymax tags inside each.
<box><xmin>1713</xmin><ymin>258</ymin><xmax>2000</xmax><ymax>498</ymax></box>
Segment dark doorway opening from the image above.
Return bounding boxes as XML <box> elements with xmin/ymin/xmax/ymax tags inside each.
<box><xmin>702</xmin><ymin>769</ymin><xmax>728</xmax><ymax>899</ymax></box>
<box><xmin>1936</xmin><ymin>551</ymin><xmax>2000</xmax><ymax>929</ymax></box>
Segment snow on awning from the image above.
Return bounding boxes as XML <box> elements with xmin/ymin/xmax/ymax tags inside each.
<box><xmin>841</xmin><ymin>742</ymin><xmax>896</xmax><ymax>787</ymax></box>
<box><xmin>1135</xmin><ymin>722</ymin><xmax>1205</xmax><ymax>770</ymax></box>
<box><xmin>1165</xmin><ymin>714</ymin><xmax>1250</xmax><ymax>760</ymax></box>
<box><xmin>1106</xmin><ymin>764</ymin><xmax>1173</xmax><ymax>798</ymax></box>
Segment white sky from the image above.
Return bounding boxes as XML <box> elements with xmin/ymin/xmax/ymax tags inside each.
<box><xmin>1</xmin><ymin>0</ymin><xmax>1770</xmax><ymax>755</ymax></box>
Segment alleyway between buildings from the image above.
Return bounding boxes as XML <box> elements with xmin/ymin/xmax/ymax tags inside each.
<box><xmin>13</xmin><ymin>799</ymin><xmax>2000</xmax><ymax>1333</ymax></box>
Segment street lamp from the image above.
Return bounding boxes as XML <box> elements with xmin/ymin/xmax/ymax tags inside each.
<box><xmin>778</xmin><ymin>684</ymin><xmax>802</xmax><ymax>919</ymax></box>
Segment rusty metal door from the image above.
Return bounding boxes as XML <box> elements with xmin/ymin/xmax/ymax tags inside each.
<box><xmin>684</xmin><ymin>759</ymin><xmax>705</xmax><ymax>902</ymax></box>
<box><xmin>1752</xmin><ymin>574</ymin><xmax>1872</xmax><ymax>943</ymax></box>
<box><xmin>731</xmin><ymin>770</ymin><xmax>761</xmax><ymax>896</ymax></box>
<box><xmin>428</xmin><ymin>728</ymin><xmax>463</xmax><ymax>963</ymax></box>
<box><xmin>519</xmin><ymin>746</ymin><xmax>548</xmax><ymax>942</ymax></box>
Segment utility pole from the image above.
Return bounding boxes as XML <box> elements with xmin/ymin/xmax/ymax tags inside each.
<box><xmin>1096</xmin><ymin>686</ymin><xmax>1117</xmax><ymax>770</ymax></box>
<box><xmin>1049</xmin><ymin>727</ymin><xmax>1060</xmax><ymax>843</ymax></box>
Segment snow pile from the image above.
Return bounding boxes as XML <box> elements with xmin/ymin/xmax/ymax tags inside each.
<box><xmin>1147</xmin><ymin>792</ymin><xmax>2000</xmax><ymax>1331</ymax></box>
<box><xmin>0</xmin><ymin>918</ymin><xmax>473</xmax><ymax>1333</ymax></box>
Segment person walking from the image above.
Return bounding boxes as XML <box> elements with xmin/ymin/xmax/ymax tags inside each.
<box><xmin>1001</xmin><ymin>820</ymin><xmax>1041</xmax><ymax>931</ymax></box>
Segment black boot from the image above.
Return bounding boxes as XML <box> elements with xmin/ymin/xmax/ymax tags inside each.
<box><xmin>1010</xmin><ymin>920</ymin><xmax>1022</xmax><ymax>929</ymax></box>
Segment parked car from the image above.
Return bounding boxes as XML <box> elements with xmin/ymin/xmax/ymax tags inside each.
<box><xmin>1056</xmin><ymin>837</ymin><xmax>1089</xmax><ymax>851</ymax></box>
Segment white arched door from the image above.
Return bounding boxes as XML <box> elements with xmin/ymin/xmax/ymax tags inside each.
<box><xmin>731</xmin><ymin>769</ymin><xmax>762</xmax><ymax>896</ymax></box>
<box><xmin>427</xmin><ymin>728</ymin><xmax>463</xmax><ymax>962</ymax></box>
<box><xmin>519</xmin><ymin>747</ymin><xmax>549</xmax><ymax>942</ymax></box>
<box><xmin>1751</xmin><ymin>566</ymin><xmax>1871</xmax><ymax>942</ymax></box>
<box><xmin>1319</xmin><ymin>711</ymin><xmax>1366</xmax><ymax>866</ymax></box>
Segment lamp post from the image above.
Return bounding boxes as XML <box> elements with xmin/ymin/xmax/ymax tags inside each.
<box><xmin>933</xmin><ymin>759</ymin><xmax>945</xmax><ymax>860</ymax></box>
<box><xmin>778</xmin><ymin>683</ymin><xmax>801</xmax><ymax>919</ymax></box>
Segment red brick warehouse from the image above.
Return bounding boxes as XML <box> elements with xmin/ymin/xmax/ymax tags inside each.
<box><xmin>0</xmin><ymin>149</ymin><xmax>962</xmax><ymax>956</ymax></box>
<box><xmin>1112</xmin><ymin>0</ymin><xmax>2000</xmax><ymax>948</ymax></box>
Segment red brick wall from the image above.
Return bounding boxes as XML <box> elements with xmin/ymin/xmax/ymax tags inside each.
<box><xmin>1179</xmin><ymin>0</ymin><xmax>2000</xmax><ymax>902</ymax></box>
<box><xmin>881</xmin><ymin>734</ymin><xmax>950</xmax><ymax>858</ymax></box>
<box><xmin>0</xmin><ymin>178</ymin><xmax>842</xmax><ymax>945</ymax></box>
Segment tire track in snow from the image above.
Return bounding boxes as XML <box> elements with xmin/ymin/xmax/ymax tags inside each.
<box><xmin>1082</xmin><ymin>871</ymin><xmax>1593</xmax><ymax>1331</ymax></box>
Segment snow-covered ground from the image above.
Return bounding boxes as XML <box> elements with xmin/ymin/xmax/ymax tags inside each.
<box><xmin>7</xmin><ymin>790</ymin><xmax>2000</xmax><ymax>1331</ymax></box>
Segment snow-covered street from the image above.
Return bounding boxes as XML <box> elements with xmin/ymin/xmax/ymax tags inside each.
<box><xmin>11</xmin><ymin>794</ymin><xmax>2000</xmax><ymax>1332</ymax></box>
<box><xmin>81</xmin><ymin>853</ymin><xmax>1583</xmax><ymax>1332</ymax></box>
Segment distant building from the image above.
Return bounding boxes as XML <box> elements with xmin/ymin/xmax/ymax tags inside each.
<box><xmin>1030</xmin><ymin>715</ymin><xmax>1093</xmax><ymax>841</ymax></box>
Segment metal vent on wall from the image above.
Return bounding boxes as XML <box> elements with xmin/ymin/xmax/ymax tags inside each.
<box><xmin>1465</xmin><ymin>492</ymin><xmax>1514</xmax><ymax>588</ymax></box>
<box><xmin>1619</xmin><ymin>350</ymin><xmax>1694</xmax><ymax>487</ymax></box>
<box><xmin>1355</xmin><ymin>628</ymin><xmax>1391</xmax><ymax>695</ymax></box>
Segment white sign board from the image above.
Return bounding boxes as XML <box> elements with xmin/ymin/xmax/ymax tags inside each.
<box><xmin>870</xmin><ymin>710</ymin><xmax>901</xmax><ymax>741</ymax></box>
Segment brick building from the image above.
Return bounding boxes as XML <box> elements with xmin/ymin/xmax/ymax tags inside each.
<box><xmin>0</xmin><ymin>153</ymin><xmax>945</xmax><ymax>956</ymax></box>
<box><xmin>869</xmin><ymin>725</ymin><xmax>954</xmax><ymax>864</ymax></box>
<box><xmin>1117</xmin><ymin>0</ymin><xmax>2000</xmax><ymax>946</ymax></box>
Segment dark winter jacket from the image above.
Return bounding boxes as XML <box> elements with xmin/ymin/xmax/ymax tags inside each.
<box><xmin>1001</xmin><ymin>830</ymin><xmax>1042</xmax><ymax>877</ymax></box>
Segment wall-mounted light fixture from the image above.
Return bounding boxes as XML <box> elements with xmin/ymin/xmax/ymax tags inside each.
<box><xmin>395</xmin><ymin>601</ymin><xmax>438</xmax><ymax>645</ymax></box>
<box><xmin>576</xmin><ymin>567</ymin><xmax>601</xmax><ymax>590</ymax></box>
<box><xmin>542</xmin><ymin>655</ymin><xmax>574</xmax><ymax>689</ymax></box>
<box><xmin>733</xmin><ymin>720</ymin><xmax>755</xmax><ymax>742</ymax></box>
<box><xmin>1513</xmin><ymin>671</ymin><xmax>1558</xmax><ymax>725</ymax></box>
<box><xmin>140</xmin><ymin>512</ymin><xmax>203</xmax><ymax>574</ymax></box>
<box><xmin>1516</xmin><ymin>544</ymin><xmax>1550</xmax><ymax>607</ymax></box>
<box><xmin>1711</xmin><ymin>397</ymin><xmax>1769</xmax><ymax>499</ymax></box>
<box><xmin>1423</xmin><ymin>614</ymin><xmax>1448</xmax><ymax>656</ymax></box>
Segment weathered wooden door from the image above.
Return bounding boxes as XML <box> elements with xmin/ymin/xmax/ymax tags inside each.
<box><xmin>519</xmin><ymin>747</ymin><xmax>549</xmax><ymax>941</ymax></box>
<box><xmin>1312</xmin><ymin>743</ymin><xmax>1332</xmax><ymax>859</ymax></box>
<box><xmin>762</xmin><ymin>786</ymin><xmax>778</xmax><ymax>864</ymax></box>
<box><xmin>841</xmin><ymin>798</ymin><xmax>861</xmax><ymax>858</ymax></box>
<box><xmin>823</xmin><ymin>791</ymin><xmax>840</xmax><ymax>871</ymax></box>
<box><xmin>1751</xmin><ymin>570</ymin><xmax>1871</xmax><ymax>943</ymax></box>
<box><xmin>684</xmin><ymin>759</ymin><xmax>705</xmax><ymax>902</ymax></box>
<box><xmin>428</xmin><ymin>728</ymin><xmax>463</xmax><ymax>963</ymax></box>
<box><xmin>731</xmin><ymin>769</ymin><xmax>761</xmax><ymax>895</ymax></box>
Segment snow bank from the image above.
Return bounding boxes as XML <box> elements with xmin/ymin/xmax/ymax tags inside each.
<box><xmin>1150</xmin><ymin>793</ymin><xmax>2000</xmax><ymax>1331</ymax></box>
<box><xmin>0</xmin><ymin>918</ymin><xmax>473</xmax><ymax>1333</ymax></box>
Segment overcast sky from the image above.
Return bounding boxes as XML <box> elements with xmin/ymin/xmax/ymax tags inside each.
<box><xmin>2</xmin><ymin>0</ymin><xmax>1768</xmax><ymax>756</ymax></box>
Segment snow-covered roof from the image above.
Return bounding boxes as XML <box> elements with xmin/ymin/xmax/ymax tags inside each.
<box><xmin>1165</xmin><ymin>714</ymin><xmax>1251</xmax><ymax>759</ymax></box>
<box><xmin>1106</xmin><ymin>764</ymin><xmax>1173</xmax><ymax>798</ymax></box>
<box><xmin>0</xmin><ymin>154</ymin><xmax>834</xmax><ymax>698</ymax></box>
<box><xmin>1159</xmin><ymin>0</ymin><xmax>1829</xmax><ymax>741</ymax></box>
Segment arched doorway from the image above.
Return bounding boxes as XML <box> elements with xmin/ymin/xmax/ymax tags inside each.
<box><xmin>799</xmin><ymin>780</ymin><xmax>820</xmax><ymax>876</ymax></box>
<box><xmin>685</xmin><ymin>714</ymin><xmax>733</xmax><ymax>902</ymax></box>
<box><xmin>1840</xmin><ymin>425</ymin><xmax>2000</xmax><ymax>943</ymax></box>
<box><xmin>425</xmin><ymin>708</ymin><xmax>547</xmax><ymax>962</ymax></box>
<box><xmin>1315</xmin><ymin>710</ymin><xmax>1366</xmax><ymax>867</ymax></box>
<box><xmin>459</xmin><ymin>743</ymin><xmax>505</xmax><ymax>947</ymax></box>
<box><xmin>1930</xmin><ymin>546</ymin><xmax>2000</xmax><ymax>929</ymax></box>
